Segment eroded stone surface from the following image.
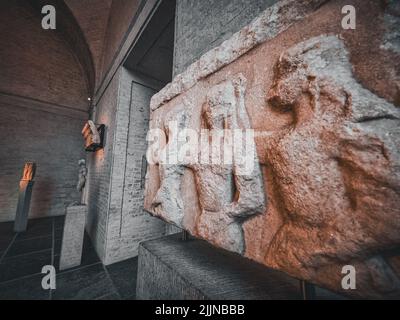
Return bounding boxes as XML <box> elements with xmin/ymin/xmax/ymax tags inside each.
<box><xmin>263</xmin><ymin>35</ymin><xmax>400</xmax><ymax>298</ymax></box>
<box><xmin>150</xmin><ymin>107</ymin><xmax>189</xmax><ymax>227</ymax></box>
<box><xmin>144</xmin><ymin>0</ymin><xmax>400</xmax><ymax>298</ymax></box>
<box><xmin>187</xmin><ymin>76</ymin><xmax>265</xmax><ymax>254</ymax></box>
<box><xmin>59</xmin><ymin>205</ymin><xmax>87</xmax><ymax>270</ymax></box>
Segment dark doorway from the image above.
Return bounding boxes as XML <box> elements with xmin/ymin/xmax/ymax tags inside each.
<box><xmin>124</xmin><ymin>0</ymin><xmax>176</xmax><ymax>84</ymax></box>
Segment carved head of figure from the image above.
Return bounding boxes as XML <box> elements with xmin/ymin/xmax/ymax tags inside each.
<box><xmin>264</xmin><ymin>35</ymin><xmax>400</xmax><ymax>297</ymax></box>
<box><xmin>202</xmin><ymin>75</ymin><xmax>247</xmax><ymax>131</ymax></box>
<box><xmin>202</xmin><ymin>83</ymin><xmax>236</xmax><ymax>130</ymax></box>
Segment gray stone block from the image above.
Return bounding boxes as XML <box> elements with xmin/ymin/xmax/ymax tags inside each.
<box><xmin>136</xmin><ymin>234</ymin><xmax>302</xmax><ymax>300</ymax></box>
<box><xmin>14</xmin><ymin>180</ymin><xmax>34</xmax><ymax>232</ymax></box>
<box><xmin>59</xmin><ymin>205</ymin><xmax>87</xmax><ymax>271</ymax></box>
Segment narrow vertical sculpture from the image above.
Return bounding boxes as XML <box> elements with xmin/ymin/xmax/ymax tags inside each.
<box><xmin>59</xmin><ymin>159</ymin><xmax>87</xmax><ymax>270</ymax></box>
<box><xmin>76</xmin><ymin>159</ymin><xmax>88</xmax><ymax>205</ymax></box>
<box><xmin>14</xmin><ymin>162</ymin><xmax>36</xmax><ymax>232</ymax></box>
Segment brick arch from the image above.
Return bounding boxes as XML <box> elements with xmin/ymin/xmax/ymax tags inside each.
<box><xmin>29</xmin><ymin>0</ymin><xmax>95</xmax><ymax>103</ymax></box>
<box><xmin>0</xmin><ymin>0</ymin><xmax>91</xmax><ymax>111</ymax></box>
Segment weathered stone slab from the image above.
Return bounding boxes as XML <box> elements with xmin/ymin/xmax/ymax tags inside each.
<box><xmin>59</xmin><ymin>205</ymin><xmax>87</xmax><ymax>270</ymax></box>
<box><xmin>144</xmin><ymin>0</ymin><xmax>400</xmax><ymax>298</ymax></box>
<box><xmin>136</xmin><ymin>234</ymin><xmax>302</xmax><ymax>300</ymax></box>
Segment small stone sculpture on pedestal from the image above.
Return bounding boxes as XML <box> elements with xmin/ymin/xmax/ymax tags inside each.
<box><xmin>77</xmin><ymin>159</ymin><xmax>88</xmax><ymax>204</ymax></box>
<box><xmin>59</xmin><ymin>159</ymin><xmax>88</xmax><ymax>270</ymax></box>
<box><xmin>14</xmin><ymin>162</ymin><xmax>36</xmax><ymax>232</ymax></box>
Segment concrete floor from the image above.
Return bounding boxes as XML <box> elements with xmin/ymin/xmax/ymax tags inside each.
<box><xmin>0</xmin><ymin>216</ymin><xmax>346</xmax><ymax>300</ymax></box>
<box><xmin>0</xmin><ymin>216</ymin><xmax>138</xmax><ymax>300</ymax></box>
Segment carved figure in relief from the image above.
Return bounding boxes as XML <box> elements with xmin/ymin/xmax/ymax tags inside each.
<box><xmin>187</xmin><ymin>75</ymin><xmax>265</xmax><ymax>254</ymax></box>
<box><xmin>151</xmin><ymin>108</ymin><xmax>188</xmax><ymax>227</ymax></box>
<box><xmin>264</xmin><ymin>35</ymin><xmax>400</xmax><ymax>297</ymax></box>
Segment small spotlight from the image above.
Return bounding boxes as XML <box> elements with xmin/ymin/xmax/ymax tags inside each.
<box><xmin>88</xmin><ymin>97</ymin><xmax>91</xmax><ymax>101</ymax></box>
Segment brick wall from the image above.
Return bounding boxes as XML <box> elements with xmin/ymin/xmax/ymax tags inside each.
<box><xmin>86</xmin><ymin>69</ymin><xmax>121</xmax><ymax>261</ymax></box>
<box><xmin>64</xmin><ymin>0</ymin><xmax>112</xmax><ymax>89</ymax></box>
<box><xmin>173</xmin><ymin>0</ymin><xmax>278</xmax><ymax>75</ymax></box>
<box><xmin>0</xmin><ymin>1</ymin><xmax>88</xmax><ymax>110</ymax></box>
<box><xmin>87</xmin><ymin>67</ymin><xmax>166</xmax><ymax>264</ymax></box>
<box><xmin>0</xmin><ymin>100</ymin><xmax>86</xmax><ymax>222</ymax></box>
<box><xmin>100</xmin><ymin>0</ymin><xmax>142</xmax><ymax>84</ymax></box>
<box><xmin>0</xmin><ymin>1</ymin><xmax>89</xmax><ymax>222</ymax></box>
<box><xmin>104</xmin><ymin>68</ymin><xmax>166</xmax><ymax>264</ymax></box>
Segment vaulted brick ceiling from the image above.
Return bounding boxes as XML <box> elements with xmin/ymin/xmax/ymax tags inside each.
<box><xmin>1</xmin><ymin>0</ymin><xmax>142</xmax><ymax>113</ymax></box>
<box><xmin>0</xmin><ymin>0</ymin><xmax>90</xmax><ymax>112</ymax></box>
<box><xmin>54</xmin><ymin>0</ymin><xmax>142</xmax><ymax>93</ymax></box>
<box><xmin>29</xmin><ymin>0</ymin><xmax>111</xmax><ymax>98</ymax></box>
<box><xmin>64</xmin><ymin>0</ymin><xmax>112</xmax><ymax>89</ymax></box>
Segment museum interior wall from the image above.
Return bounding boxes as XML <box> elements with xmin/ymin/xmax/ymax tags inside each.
<box><xmin>63</xmin><ymin>0</ymin><xmax>111</xmax><ymax>90</ymax></box>
<box><xmin>173</xmin><ymin>0</ymin><xmax>278</xmax><ymax>76</ymax></box>
<box><xmin>0</xmin><ymin>0</ymin><xmax>162</xmax><ymax>263</ymax></box>
<box><xmin>1</xmin><ymin>0</ymin><xmax>399</xmax><ymax>299</ymax></box>
<box><xmin>63</xmin><ymin>0</ymin><xmax>143</xmax><ymax>91</ymax></box>
<box><xmin>0</xmin><ymin>1</ymin><xmax>88</xmax><ymax>222</ymax></box>
<box><xmin>98</xmin><ymin>0</ymin><xmax>143</xmax><ymax>86</ymax></box>
<box><xmin>86</xmin><ymin>0</ymin><xmax>176</xmax><ymax>264</ymax></box>
<box><xmin>85</xmin><ymin>70</ymin><xmax>119</xmax><ymax>262</ymax></box>
<box><xmin>86</xmin><ymin>67</ymin><xmax>168</xmax><ymax>264</ymax></box>
<box><xmin>106</xmin><ymin>69</ymin><xmax>167</xmax><ymax>264</ymax></box>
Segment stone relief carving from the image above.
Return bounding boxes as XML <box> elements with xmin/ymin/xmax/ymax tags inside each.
<box><xmin>263</xmin><ymin>35</ymin><xmax>400</xmax><ymax>298</ymax></box>
<box><xmin>148</xmin><ymin>76</ymin><xmax>265</xmax><ymax>254</ymax></box>
<box><xmin>187</xmin><ymin>76</ymin><xmax>265</xmax><ymax>254</ymax></box>
<box><xmin>144</xmin><ymin>0</ymin><xmax>400</xmax><ymax>298</ymax></box>
<box><xmin>150</xmin><ymin>108</ymin><xmax>188</xmax><ymax>226</ymax></box>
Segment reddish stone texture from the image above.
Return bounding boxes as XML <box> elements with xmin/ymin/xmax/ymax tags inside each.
<box><xmin>145</xmin><ymin>0</ymin><xmax>400</xmax><ymax>298</ymax></box>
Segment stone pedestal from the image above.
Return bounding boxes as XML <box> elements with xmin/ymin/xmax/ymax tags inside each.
<box><xmin>59</xmin><ymin>205</ymin><xmax>87</xmax><ymax>271</ymax></box>
<box><xmin>136</xmin><ymin>234</ymin><xmax>302</xmax><ymax>300</ymax></box>
<box><xmin>14</xmin><ymin>180</ymin><xmax>34</xmax><ymax>232</ymax></box>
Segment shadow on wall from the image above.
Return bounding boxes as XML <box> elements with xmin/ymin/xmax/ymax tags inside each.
<box><xmin>30</xmin><ymin>177</ymin><xmax>54</xmax><ymax>219</ymax></box>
